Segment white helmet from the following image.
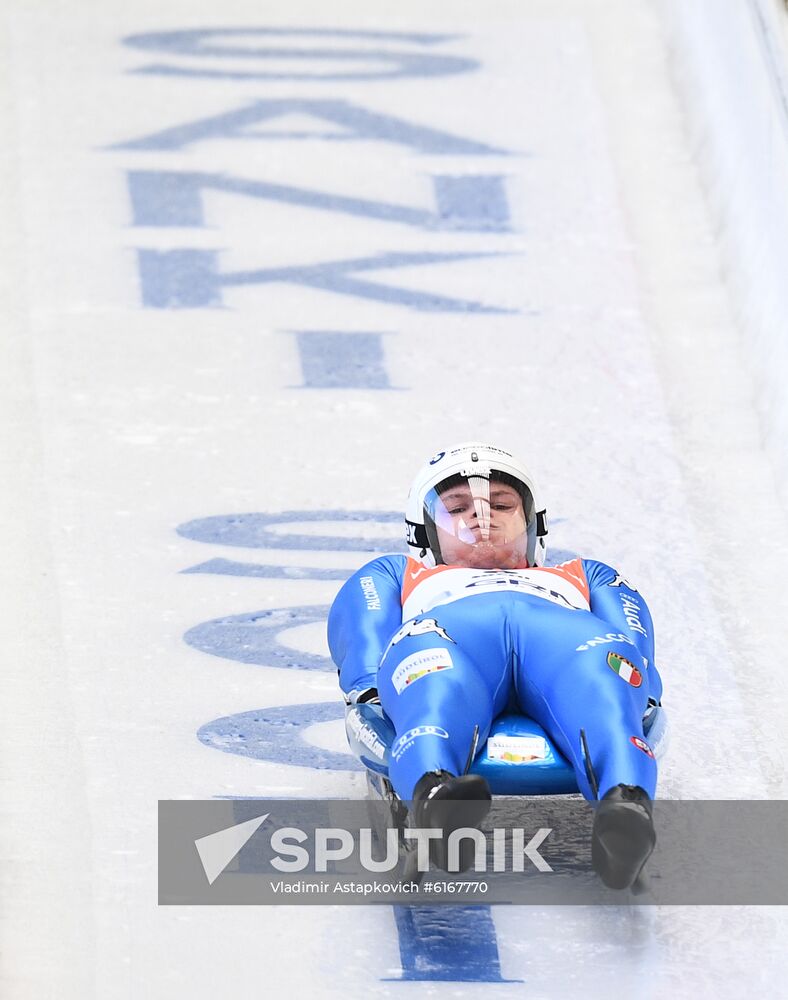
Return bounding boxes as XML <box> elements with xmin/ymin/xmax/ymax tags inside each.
<box><xmin>405</xmin><ymin>442</ymin><xmax>548</xmax><ymax>568</ymax></box>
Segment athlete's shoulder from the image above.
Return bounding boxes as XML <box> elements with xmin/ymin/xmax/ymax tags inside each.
<box><xmin>330</xmin><ymin>553</ymin><xmax>408</xmax><ymax>617</ymax></box>
<box><xmin>354</xmin><ymin>553</ymin><xmax>409</xmax><ymax>584</ymax></box>
<box><xmin>334</xmin><ymin>554</ymin><xmax>408</xmax><ymax>599</ymax></box>
<box><xmin>581</xmin><ymin>558</ymin><xmax>640</xmax><ymax>592</ymax></box>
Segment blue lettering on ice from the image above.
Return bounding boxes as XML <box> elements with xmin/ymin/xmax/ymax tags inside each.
<box><xmin>432</xmin><ymin>174</ymin><xmax>511</xmax><ymax>232</ymax></box>
<box><xmin>389</xmin><ymin>907</ymin><xmax>520</xmax><ymax>983</ymax></box>
<box><xmin>127</xmin><ymin>170</ymin><xmax>510</xmax><ymax>232</ymax></box>
<box><xmin>177</xmin><ymin>509</ymin><xmax>404</xmax><ymax>552</ymax></box>
<box><xmin>138</xmin><ymin>250</ymin><xmax>219</xmax><ymax>309</ymax></box>
<box><xmin>122</xmin><ymin>27</ymin><xmax>479</xmax><ymax>81</ymax></box>
<box><xmin>112</xmin><ymin>98</ymin><xmax>508</xmax><ymax>154</ymax></box>
<box><xmin>197</xmin><ymin>700</ymin><xmax>361</xmax><ymax>771</ymax></box>
<box><xmin>184</xmin><ymin>605</ymin><xmax>332</xmax><ymax>671</ymax></box>
<box><xmin>296</xmin><ymin>331</ymin><xmax>393</xmax><ymax>389</ymax></box>
<box><xmin>182</xmin><ymin>558</ymin><xmax>353</xmax><ymax>581</ymax></box>
<box><xmin>137</xmin><ymin>248</ymin><xmax>513</xmax><ymax>311</ymax></box>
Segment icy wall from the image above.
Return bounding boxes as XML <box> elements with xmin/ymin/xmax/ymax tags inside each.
<box><xmin>665</xmin><ymin>0</ymin><xmax>788</xmax><ymax>506</ymax></box>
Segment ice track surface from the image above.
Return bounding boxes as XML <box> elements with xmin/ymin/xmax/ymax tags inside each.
<box><xmin>2</xmin><ymin>1</ymin><xmax>788</xmax><ymax>997</ymax></box>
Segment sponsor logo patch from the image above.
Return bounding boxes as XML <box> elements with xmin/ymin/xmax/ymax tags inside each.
<box><xmin>486</xmin><ymin>734</ymin><xmax>548</xmax><ymax>764</ymax></box>
<box><xmin>391</xmin><ymin>724</ymin><xmax>449</xmax><ymax>762</ymax></box>
<box><xmin>608</xmin><ymin>572</ymin><xmax>638</xmax><ymax>591</ymax></box>
<box><xmin>576</xmin><ymin>632</ymin><xmax>636</xmax><ymax>652</ymax></box>
<box><xmin>630</xmin><ymin>735</ymin><xmax>655</xmax><ymax>758</ymax></box>
<box><xmin>391</xmin><ymin>648</ymin><xmax>453</xmax><ymax>694</ymax></box>
<box><xmin>606</xmin><ymin>651</ymin><xmax>644</xmax><ymax>687</ymax></box>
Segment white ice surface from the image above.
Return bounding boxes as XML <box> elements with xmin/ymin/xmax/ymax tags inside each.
<box><xmin>2</xmin><ymin>1</ymin><xmax>788</xmax><ymax>997</ymax></box>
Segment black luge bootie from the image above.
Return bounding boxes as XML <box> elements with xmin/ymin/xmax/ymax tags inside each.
<box><xmin>411</xmin><ymin>770</ymin><xmax>492</xmax><ymax>872</ymax></box>
<box><xmin>592</xmin><ymin>784</ymin><xmax>656</xmax><ymax>890</ymax></box>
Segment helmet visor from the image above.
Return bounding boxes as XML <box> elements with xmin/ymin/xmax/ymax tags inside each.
<box><xmin>425</xmin><ymin>472</ymin><xmax>531</xmax><ymax>568</ymax></box>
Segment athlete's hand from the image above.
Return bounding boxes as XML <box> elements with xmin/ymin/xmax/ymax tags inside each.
<box><xmin>345</xmin><ymin>687</ymin><xmax>381</xmax><ymax>706</ymax></box>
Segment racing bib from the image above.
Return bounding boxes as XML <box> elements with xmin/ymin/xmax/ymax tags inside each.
<box><xmin>401</xmin><ymin>559</ymin><xmax>590</xmax><ymax>620</ymax></box>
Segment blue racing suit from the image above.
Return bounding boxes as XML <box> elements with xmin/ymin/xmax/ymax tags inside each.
<box><xmin>327</xmin><ymin>555</ymin><xmax>663</xmax><ymax>802</ymax></box>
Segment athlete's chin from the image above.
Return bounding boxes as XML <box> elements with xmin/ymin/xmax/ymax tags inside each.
<box><xmin>452</xmin><ymin>543</ymin><xmax>525</xmax><ymax>570</ymax></box>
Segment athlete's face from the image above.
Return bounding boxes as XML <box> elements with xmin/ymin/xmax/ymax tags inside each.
<box><xmin>433</xmin><ymin>481</ymin><xmax>528</xmax><ymax>569</ymax></box>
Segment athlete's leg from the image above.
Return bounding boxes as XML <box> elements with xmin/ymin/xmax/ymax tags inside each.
<box><xmin>510</xmin><ymin>599</ymin><xmax>656</xmax><ymax>802</ymax></box>
<box><xmin>378</xmin><ymin>597</ymin><xmax>511</xmax><ymax>802</ymax></box>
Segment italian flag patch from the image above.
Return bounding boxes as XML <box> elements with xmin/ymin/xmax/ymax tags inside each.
<box><xmin>607</xmin><ymin>651</ymin><xmax>643</xmax><ymax>687</ymax></box>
